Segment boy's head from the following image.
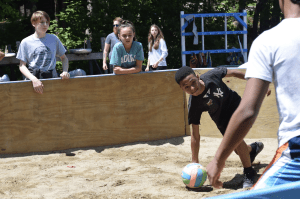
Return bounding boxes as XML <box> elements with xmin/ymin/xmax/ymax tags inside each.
<box><xmin>31</xmin><ymin>11</ymin><xmax>50</xmax><ymax>25</ymax></box>
<box><xmin>31</xmin><ymin>11</ymin><xmax>50</xmax><ymax>35</ymax></box>
<box><xmin>175</xmin><ymin>66</ymin><xmax>205</xmax><ymax>96</ymax></box>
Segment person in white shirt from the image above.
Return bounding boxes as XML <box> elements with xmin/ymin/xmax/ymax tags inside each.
<box><xmin>145</xmin><ymin>24</ymin><xmax>168</xmax><ymax>71</ymax></box>
<box><xmin>206</xmin><ymin>0</ymin><xmax>300</xmax><ymax>190</ymax></box>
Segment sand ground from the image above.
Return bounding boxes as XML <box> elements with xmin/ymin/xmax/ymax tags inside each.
<box><xmin>0</xmin><ymin>136</ymin><xmax>278</xmax><ymax>199</ymax></box>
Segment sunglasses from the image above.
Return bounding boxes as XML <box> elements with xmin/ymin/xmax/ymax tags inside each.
<box><xmin>113</xmin><ymin>24</ymin><xmax>119</xmax><ymax>27</ymax></box>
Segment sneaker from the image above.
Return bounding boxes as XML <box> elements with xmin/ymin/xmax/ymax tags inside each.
<box><xmin>243</xmin><ymin>167</ymin><xmax>256</xmax><ymax>188</ymax></box>
<box><xmin>243</xmin><ymin>174</ymin><xmax>254</xmax><ymax>188</ymax></box>
<box><xmin>250</xmin><ymin>142</ymin><xmax>264</xmax><ymax>164</ymax></box>
<box><xmin>243</xmin><ymin>166</ymin><xmax>257</xmax><ymax>188</ymax></box>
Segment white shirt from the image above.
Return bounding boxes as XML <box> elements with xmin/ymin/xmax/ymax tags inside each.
<box><xmin>245</xmin><ymin>18</ymin><xmax>300</xmax><ymax>147</ymax></box>
<box><xmin>148</xmin><ymin>38</ymin><xmax>168</xmax><ymax>66</ymax></box>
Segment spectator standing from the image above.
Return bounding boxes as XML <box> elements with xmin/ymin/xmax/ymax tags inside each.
<box><xmin>110</xmin><ymin>20</ymin><xmax>144</xmax><ymax>75</ymax></box>
<box><xmin>103</xmin><ymin>17</ymin><xmax>123</xmax><ymax>74</ymax></box>
<box><xmin>145</xmin><ymin>25</ymin><xmax>168</xmax><ymax>71</ymax></box>
<box><xmin>16</xmin><ymin>11</ymin><xmax>69</xmax><ymax>94</ymax></box>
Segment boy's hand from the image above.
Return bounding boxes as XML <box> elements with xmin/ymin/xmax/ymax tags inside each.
<box><xmin>60</xmin><ymin>71</ymin><xmax>70</xmax><ymax>79</ymax></box>
<box><xmin>266</xmin><ymin>88</ymin><xmax>271</xmax><ymax>96</ymax></box>
<box><xmin>32</xmin><ymin>79</ymin><xmax>44</xmax><ymax>94</ymax></box>
<box><xmin>206</xmin><ymin>158</ymin><xmax>224</xmax><ymax>189</ymax></box>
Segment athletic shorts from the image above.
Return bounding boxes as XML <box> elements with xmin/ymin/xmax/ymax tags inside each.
<box><xmin>252</xmin><ymin>135</ymin><xmax>300</xmax><ymax>190</ymax></box>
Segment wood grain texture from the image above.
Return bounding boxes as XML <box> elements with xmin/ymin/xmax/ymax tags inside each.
<box><xmin>0</xmin><ymin>53</ymin><xmax>103</xmax><ymax>65</ymax></box>
<box><xmin>0</xmin><ymin>71</ymin><xmax>187</xmax><ymax>154</ymax></box>
<box><xmin>185</xmin><ymin>68</ymin><xmax>279</xmax><ymax>139</ymax></box>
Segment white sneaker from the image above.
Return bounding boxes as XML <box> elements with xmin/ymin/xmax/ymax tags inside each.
<box><xmin>243</xmin><ymin>174</ymin><xmax>254</xmax><ymax>188</ymax></box>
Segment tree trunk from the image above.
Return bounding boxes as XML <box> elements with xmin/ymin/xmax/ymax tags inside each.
<box><xmin>251</xmin><ymin>0</ymin><xmax>267</xmax><ymax>41</ymax></box>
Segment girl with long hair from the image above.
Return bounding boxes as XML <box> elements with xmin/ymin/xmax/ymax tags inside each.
<box><xmin>145</xmin><ymin>24</ymin><xmax>168</xmax><ymax>71</ymax></box>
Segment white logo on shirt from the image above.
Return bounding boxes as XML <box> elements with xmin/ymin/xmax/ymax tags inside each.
<box><xmin>213</xmin><ymin>88</ymin><xmax>223</xmax><ymax>98</ymax></box>
<box><xmin>204</xmin><ymin>89</ymin><xmax>210</xmax><ymax>98</ymax></box>
<box><xmin>121</xmin><ymin>54</ymin><xmax>136</xmax><ymax>64</ymax></box>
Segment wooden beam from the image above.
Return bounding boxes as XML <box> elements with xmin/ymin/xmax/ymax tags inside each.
<box><xmin>0</xmin><ymin>52</ymin><xmax>103</xmax><ymax>65</ymax></box>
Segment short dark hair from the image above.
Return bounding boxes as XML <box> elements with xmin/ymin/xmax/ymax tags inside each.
<box><xmin>175</xmin><ymin>66</ymin><xmax>196</xmax><ymax>84</ymax></box>
<box><xmin>291</xmin><ymin>0</ymin><xmax>300</xmax><ymax>4</ymax></box>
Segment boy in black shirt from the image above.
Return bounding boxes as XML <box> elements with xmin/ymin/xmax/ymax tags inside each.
<box><xmin>175</xmin><ymin>67</ymin><xmax>269</xmax><ymax>188</ymax></box>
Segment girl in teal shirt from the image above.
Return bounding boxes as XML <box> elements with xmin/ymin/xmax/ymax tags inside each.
<box><xmin>110</xmin><ymin>20</ymin><xmax>144</xmax><ymax>74</ymax></box>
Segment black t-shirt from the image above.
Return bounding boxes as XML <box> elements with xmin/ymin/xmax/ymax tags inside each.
<box><xmin>188</xmin><ymin>67</ymin><xmax>241</xmax><ymax>134</ymax></box>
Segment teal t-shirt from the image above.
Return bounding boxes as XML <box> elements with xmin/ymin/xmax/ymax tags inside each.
<box><xmin>110</xmin><ymin>41</ymin><xmax>144</xmax><ymax>68</ymax></box>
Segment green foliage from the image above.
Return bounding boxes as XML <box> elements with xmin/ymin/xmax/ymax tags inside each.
<box><xmin>0</xmin><ymin>0</ymin><xmax>22</xmax><ymax>21</ymax></box>
<box><xmin>48</xmin><ymin>0</ymin><xmax>90</xmax><ymax>49</ymax></box>
<box><xmin>48</xmin><ymin>0</ymin><xmax>93</xmax><ymax>73</ymax></box>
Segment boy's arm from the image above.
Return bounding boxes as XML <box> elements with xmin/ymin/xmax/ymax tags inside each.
<box><xmin>59</xmin><ymin>54</ymin><xmax>70</xmax><ymax>79</ymax></box>
<box><xmin>191</xmin><ymin>124</ymin><xmax>200</xmax><ymax>163</ymax></box>
<box><xmin>225</xmin><ymin>69</ymin><xmax>245</xmax><ymax>80</ymax></box>
<box><xmin>206</xmin><ymin>78</ymin><xmax>270</xmax><ymax>188</ymax></box>
<box><xmin>113</xmin><ymin>60</ymin><xmax>142</xmax><ymax>74</ymax></box>
<box><xmin>19</xmin><ymin>60</ymin><xmax>44</xmax><ymax>94</ymax></box>
<box><xmin>226</xmin><ymin>69</ymin><xmax>271</xmax><ymax>96</ymax></box>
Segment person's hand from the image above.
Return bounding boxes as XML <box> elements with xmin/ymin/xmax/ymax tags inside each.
<box><xmin>32</xmin><ymin>78</ymin><xmax>44</xmax><ymax>94</ymax></box>
<box><xmin>152</xmin><ymin>62</ymin><xmax>159</xmax><ymax>69</ymax></box>
<box><xmin>206</xmin><ymin>158</ymin><xmax>225</xmax><ymax>189</ymax></box>
<box><xmin>103</xmin><ymin>62</ymin><xmax>108</xmax><ymax>70</ymax></box>
<box><xmin>266</xmin><ymin>88</ymin><xmax>271</xmax><ymax>96</ymax></box>
<box><xmin>145</xmin><ymin>66</ymin><xmax>150</xmax><ymax>72</ymax></box>
<box><xmin>60</xmin><ymin>71</ymin><xmax>70</xmax><ymax>79</ymax></box>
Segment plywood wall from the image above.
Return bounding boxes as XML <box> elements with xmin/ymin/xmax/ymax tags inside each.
<box><xmin>0</xmin><ymin>68</ymin><xmax>279</xmax><ymax>154</ymax></box>
<box><xmin>0</xmin><ymin>71</ymin><xmax>188</xmax><ymax>154</ymax></box>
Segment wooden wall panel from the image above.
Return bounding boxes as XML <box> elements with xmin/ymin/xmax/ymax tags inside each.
<box><xmin>0</xmin><ymin>71</ymin><xmax>188</xmax><ymax>154</ymax></box>
<box><xmin>186</xmin><ymin>68</ymin><xmax>279</xmax><ymax>139</ymax></box>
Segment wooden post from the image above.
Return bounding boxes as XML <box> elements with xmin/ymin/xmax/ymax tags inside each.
<box><xmin>87</xmin><ymin>39</ymin><xmax>93</xmax><ymax>75</ymax></box>
<box><xmin>101</xmin><ymin>37</ymin><xmax>105</xmax><ymax>52</ymax></box>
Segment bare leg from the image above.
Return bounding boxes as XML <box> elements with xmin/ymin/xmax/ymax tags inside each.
<box><xmin>235</xmin><ymin>140</ymin><xmax>251</xmax><ymax>168</ymax></box>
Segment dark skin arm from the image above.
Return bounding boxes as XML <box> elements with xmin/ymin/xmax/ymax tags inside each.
<box><xmin>226</xmin><ymin>69</ymin><xmax>271</xmax><ymax>96</ymax></box>
<box><xmin>225</xmin><ymin>69</ymin><xmax>246</xmax><ymax>80</ymax></box>
<box><xmin>206</xmin><ymin>78</ymin><xmax>270</xmax><ymax>188</ymax></box>
<box><xmin>191</xmin><ymin>124</ymin><xmax>200</xmax><ymax>163</ymax></box>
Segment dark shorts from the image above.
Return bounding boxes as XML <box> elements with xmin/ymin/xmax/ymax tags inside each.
<box><xmin>216</xmin><ymin>97</ymin><xmax>241</xmax><ymax>136</ymax></box>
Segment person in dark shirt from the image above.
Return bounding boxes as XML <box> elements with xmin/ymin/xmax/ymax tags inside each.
<box><xmin>175</xmin><ymin>66</ymin><xmax>271</xmax><ymax>188</ymax></box>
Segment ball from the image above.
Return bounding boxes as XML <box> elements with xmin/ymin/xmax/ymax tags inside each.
<box><xmin>181</xmin><ymin>163</ymin><xmax>207</xmax><ymax>188</ymax></box>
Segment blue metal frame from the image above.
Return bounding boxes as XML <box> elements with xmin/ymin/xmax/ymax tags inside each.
<box><xmin>180</xmin><ymin>11</ymin><xmax>248</xmax><ymax>66</ymax></box>
<box><xmin>182</xmin><ymin>48</ymin><xmax>248</xmax><ymax>55</ymax></box>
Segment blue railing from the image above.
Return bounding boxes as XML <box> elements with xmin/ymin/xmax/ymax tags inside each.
<box><xmin>180</xmin><ymin>10</ymin><xmax>248</xmax><ymax>67</ymax></box>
